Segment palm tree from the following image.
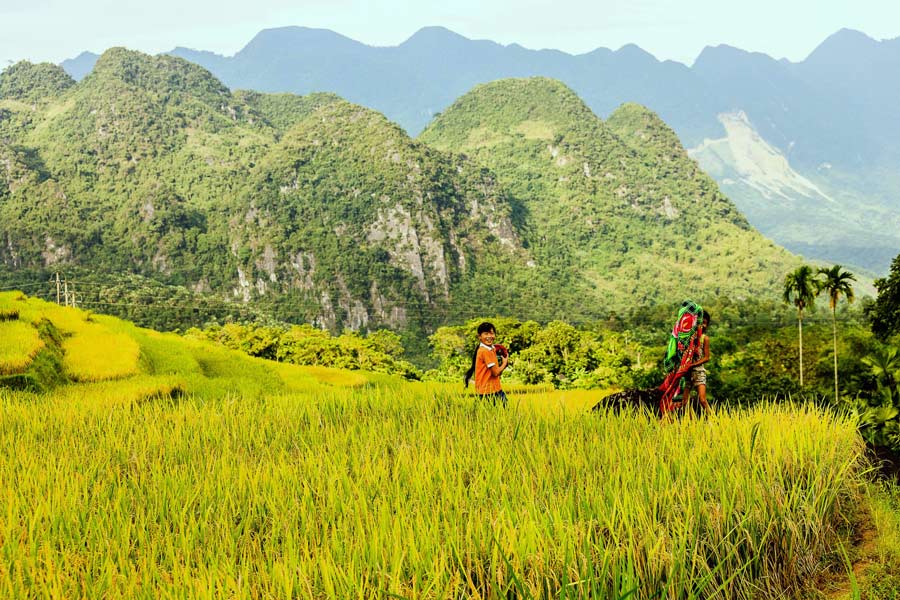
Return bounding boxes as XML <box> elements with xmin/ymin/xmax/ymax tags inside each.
<box><xmin>783</xmin><ymin>265</ymin><xmax>819</xmax><ymax>387</ymax></box>
<box><xmin>817</xmin><ymin>265</ymin><xmax>856</xmax><ymax>401</ymax></box>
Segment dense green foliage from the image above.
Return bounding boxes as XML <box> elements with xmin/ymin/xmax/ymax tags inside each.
<box><xmin>0</xmin><ymin>61</ymin><xmax>74</xmax><ymax>103</ymax></box>
<box><xmin>854</xmin><ymin>345</ymin><xmax>900</xmax><ymax>449</ymax></box>
<box><xmin>420</xmin><ymin>79</ymin><xmax>800</xmax><ymax>314</ymax></box>
<box><xmin>185</xmin><ymin>323</ymin><xmax>421</xmax><ymax>379</ymax></box>
<box><xmin>0</xmin><ymin>268</ymin><xmax>278</xmax><ymax>333</ymax></box>
<box><xmin>425</xmin><ymin>301</ymin><xmax>881</xmax><ymax>397</ymax></box>
<box><xmin>428</xmin><ymin>317</ymin><xmax>653</xmax><ymax>390</ymax></box>
<box><xmin>869</xmin><ymin>252</ymin><xmax>900</xmax><ymax>341</ymax></box>
<box><xmin>234</xmin><ymin>90</ymin><xmax>342</xmax><ymax>130</ymax></box>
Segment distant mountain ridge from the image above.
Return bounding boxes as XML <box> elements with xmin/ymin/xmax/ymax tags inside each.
<box><xmin>59</xmin><ymin>51</ymin><xmax>100</xmax><ymax>81</ymax></box>
<box><xmin>59</xmin><ymin>26</ymin><xmax>900</xmax><ymax>273</ymax></box>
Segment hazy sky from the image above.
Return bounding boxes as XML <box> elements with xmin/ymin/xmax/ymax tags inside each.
<box><xmin>2</xmin><ymin>0</ymin><xmax>898</xmax><ymax>68</ymax></box>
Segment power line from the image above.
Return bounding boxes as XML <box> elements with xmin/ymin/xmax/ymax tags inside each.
<box><xmin>3</xmin><ymin>275</ymin><xmax>869</xmax><ymax>333</ymax></box>
<box><xmin>0</xmin><ymin>281</ymin><xmax>46</xmax><ymax>291</ymax></box>
<box><xmin>26</xmin><ymin>292</ymin><xmax>858</xmax><ymax>321</ymax></box>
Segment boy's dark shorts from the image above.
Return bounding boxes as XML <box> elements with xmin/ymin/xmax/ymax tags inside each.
<box><xmin>478</xmin><ymin>390</ymin><xmax>508</xmax><ymax>407</ymax></box>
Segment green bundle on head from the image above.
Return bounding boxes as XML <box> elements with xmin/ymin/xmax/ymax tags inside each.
<box><xmin>663</xmin><ymin>300</ymin><xmax>703</xmax><ymax>374</ymax></box>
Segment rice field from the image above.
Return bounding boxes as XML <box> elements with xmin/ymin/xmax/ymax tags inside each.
<box><xmin>0</xmin><ymin>320</ymin><xmax>44</xmax><ymax>374</ymax></box>
<box><xmin>0</xmin><ymin>292</ymin><xmax>91</xmax><ymax>336</ymax></box>
<box><xmin>0</xmin><ymin>292</ymin><xmax>885</xmax><ymax>598</ymax></box>
<box><xmin>0</xmin><ymin>381</ymin><xmax>868</xmax><ymax>599</ymax></box>
<box><xmin>62</xmin><ymin>321</ymin><xmax>141</xmax><ymax>381</ymax></box>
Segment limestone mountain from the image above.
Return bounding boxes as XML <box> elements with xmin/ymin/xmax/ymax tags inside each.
<box><xmin>419</xmin><ymin>78</ymin><xmax>800</xmax><ymax>309</ymax></box>
<box><xmin>0</xmin><ymin>49</ymin><xmax>529</xmax><ymax>332</ymax></box>
<box><xmin>221</xmin><ymin>99</ymin><xmax>537</xmax><ymax>329</ymax></box>
<box><xmin>2</xmin><ymin>52</ymin><xmax>803</xmax><ymax>333</ymax></box>
<box><xmin>59</xmin><ymin>51</ymin><xmax>100</xmax><ymax>82</ymax></box>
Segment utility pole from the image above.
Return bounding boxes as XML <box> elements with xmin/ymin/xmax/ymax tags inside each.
<box><xmin>63</xmin><ymin>278</ymin><xmax>70</xmax><ymax>307</ymax></box>
<box><xmin>55</xmin><ymin>272</ymin><xmax>61</xmax><ymax>305</ymax></box>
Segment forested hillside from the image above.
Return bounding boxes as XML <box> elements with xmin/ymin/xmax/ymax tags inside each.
<box><xmin>2</xmin><ymin>53</ymin><xmax>799</xmax><ymax>334</ymax></box>
<box><xmin>420</xmin><ymin>79</ymin><xmax>799</xmax><ymax>312</ymax></box>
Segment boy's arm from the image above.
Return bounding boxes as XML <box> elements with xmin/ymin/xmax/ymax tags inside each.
<box><xmin>490</xmin><ymin>353</ymin><xmax>508</xmax><ymax>377</ymax></box>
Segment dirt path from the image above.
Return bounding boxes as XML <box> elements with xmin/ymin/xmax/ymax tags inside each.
<box><xmin>824</xmin><ymin>520</ymin><xmax>879</xmax><ymax>600</ymax></box>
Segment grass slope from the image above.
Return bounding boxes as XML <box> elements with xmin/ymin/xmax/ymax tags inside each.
<box><xmin>0</xmin><ymin>291</ymin><xmax>372</xmax><ymax>395</ymax></box>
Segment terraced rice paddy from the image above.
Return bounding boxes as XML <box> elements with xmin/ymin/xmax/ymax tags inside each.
<box><xmin>61</xmin><ymin>319</ymin><xmax>141</xmax><ymax>381</ymax></box>
<box><xmin>0</xmin><ymin>319</ymin><xmax>44</xmax><ymax>374</ymax></box>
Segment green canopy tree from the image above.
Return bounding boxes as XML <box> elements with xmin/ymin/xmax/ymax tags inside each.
<box><xmin>817</xmin><ymin>265</ymin><xmax>856</xmax><ymax>401</ymax></box>
<box><xmin>862</xmin><ymin>345</ymin><xmax>900</xmax><ymax>399</ymax></box>
<box><xmin>859</xmin><ymin>346</ymin><xmax>900</xmax><ymax>449</ymax></box>
<box><xmin>783</xmin><ymin>265</ymin><xmax>819</xmax><ymax>387</ymax></box>
<box><xmin>868</xmin><ymin>252</ymin><xmax>900</xmax><ymax>341</ymax></box>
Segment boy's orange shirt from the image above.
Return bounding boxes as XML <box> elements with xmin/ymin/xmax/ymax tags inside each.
<box><xmin>474</xmin><ymin>344</ymin><xmax>502</xmax><ymax>394</ymax></box>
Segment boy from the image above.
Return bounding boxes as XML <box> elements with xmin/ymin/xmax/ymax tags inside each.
<box><xmin>463</xmin><ymin>322</ymin><xmax>509</xmax><ymax>406</ymax></box>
